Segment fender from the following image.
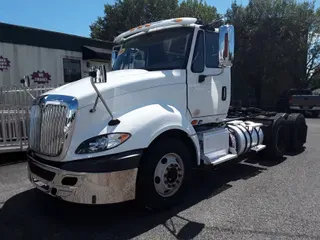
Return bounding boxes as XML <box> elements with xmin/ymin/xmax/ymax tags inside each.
<box><xmin>112</xmin><ymin>104</ymin><xmax>201</xmax><ymax>164</ymax></box>
<box><xmin>65</xmin><ymin>104</ymin><xmax>201</xmax><ymax>164</ymax></box>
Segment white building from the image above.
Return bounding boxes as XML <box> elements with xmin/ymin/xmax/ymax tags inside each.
<box><xmin>0</xmin><ymin>22</ymin><xmax>113</xmax><ymax>87</ymax></box>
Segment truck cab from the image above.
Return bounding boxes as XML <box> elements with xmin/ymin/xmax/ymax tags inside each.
<box><xmin>26</xmin><ymin>18</ymin><xmax>298</xmax><ymax>210</ymax></box>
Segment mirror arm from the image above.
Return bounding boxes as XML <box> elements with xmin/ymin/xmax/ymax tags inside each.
<box><xmin>20</xmin><ymin>79</ymin><xmax>35</xmax><ymax>99</ymax></box>
<box><xmin>23</xmin><ymin>88</ymin><xmax>36</xmax><ymax>100</ymax></box>
<box><xmin>90</xmin><ymin>95</ymin><xmax>99</xmax><ymax>113</ymax></box>
<box><xmin>213</xmin><ymin>67</ymin><xmax>225</xmax><ymax>76</ymax></box>
<box><xmin>89</xmin><ymin>76</ymin><xmax>114</xmax><ymax>119</ymax></box>
<box><xmin>25</xmin><ymin>89</ymin><xmax>36</xmax><ymax>100</ymax></box>
<box><xmin>198</xmin><ymin>68</ymin><xmax>225</xmax><ymax>83</ymax></box>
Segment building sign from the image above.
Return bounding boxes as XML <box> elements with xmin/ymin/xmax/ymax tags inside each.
<box><xmin>31</xmin><ymin>70</ymin><xmax>51</xmax><ymax>84</ymax></box>
<box><xmin>0</xmin><ymin>56</ymin><xmax>11</xmax><ymax>71</ymax></box>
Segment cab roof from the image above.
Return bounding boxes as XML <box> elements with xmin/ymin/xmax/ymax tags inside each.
<box><xmin>113</xmin><ymin>17</ymin><xmax>198</xmax><ymax>44</ymax></box>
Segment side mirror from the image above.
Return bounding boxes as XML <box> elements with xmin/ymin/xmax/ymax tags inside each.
<box><xmin>20</xmin><ymin>75</ymin><xmax>30</xmax><ymax>87</ymax></box>
<box><xmin>89</xmin><ymin>65</ymin><xmax>107</xmax><ymax>83</ymax></box>
<box><xmin>218</xmin><ymin>25</ymin><xmax>234</xmax><ymax>68</ymax></box>
<box><xmin>111</xmin><ymin>45</ymin><xmax>121</xmax><ymax>68</ymax></box>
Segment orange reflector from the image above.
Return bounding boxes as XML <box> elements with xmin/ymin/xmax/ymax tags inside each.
<box><xmin>175</xmin><ymin>18</ymin><xmax>183</xmax><ymax>22</ymax></box>
<box><xmin>137</xmin><ymin>25</ymin><xmax>142</xmax><ymax>29</ymax></box>
<box><xmin>145</xmin><ymin>24</ymin><xmax>151</xmax><ymax>27</ymax></box>
<box><xmin>119</xmin><ymin>134</ymin><xmax>130</xmax><ymax>142</ymax></box>
<box><xmin>130</xmin><ymin>28</ymin><xmax>135</xmax><ymax>31</ymax></box>
<box><xmin>191</xmin><ymin>120</ymin><xmax>198</xmax><ymax>126</ymax></box>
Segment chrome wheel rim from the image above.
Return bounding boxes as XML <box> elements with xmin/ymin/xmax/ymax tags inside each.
<box><xmin>153</xmin><ymin>153</ymin><xmax>185</xmax><ymax>197</ymax></box>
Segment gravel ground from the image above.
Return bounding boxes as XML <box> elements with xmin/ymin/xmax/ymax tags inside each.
<box><xmin>0</xmin><ymin>119</ymin><xmax>319</xmax><ymax>240</ymax></box>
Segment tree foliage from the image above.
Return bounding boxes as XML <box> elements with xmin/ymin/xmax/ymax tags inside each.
<box><xmin>177</xmin><ymin>0</ymin><xmax>220</xmax><ymax>23</ymax></box>
<box><xmin>89</xmin><ymin>0</ymin><xmax>219</xmax><ymax>41</ymax></box>
<box><xmin>226</xmin><ymin>0</ymin><xmax>320</xmax><ymax>106</ymax></box>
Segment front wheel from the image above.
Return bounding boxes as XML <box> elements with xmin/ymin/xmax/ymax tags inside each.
<box><xmin>136</xmin><ymin>138</ymin><xmax>193</xmax><ymax>211</ymax></box>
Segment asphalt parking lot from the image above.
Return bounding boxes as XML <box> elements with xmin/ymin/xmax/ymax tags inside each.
<box><xmin>0</xmin><ymin>119</ymin><xmax>319</xmax><ymax>240</ymax></box>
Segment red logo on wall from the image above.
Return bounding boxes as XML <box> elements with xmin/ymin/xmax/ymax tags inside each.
<box><xmin>0</xmin><ymin>56</ymin><xmax>11</xmax><ymax>71</ymax></box>
<box><xmin>31</xmin><ymin>71</ymin><xmax>51</xmax><ymax>84</ymax></box>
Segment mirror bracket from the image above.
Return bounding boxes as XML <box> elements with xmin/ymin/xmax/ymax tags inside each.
<box><xmin>20</xmin><ymin>76</ymin><xmax>35</xmax><ymax>100</ymax></box>
<box><xmin>89</xmin><ymin>65</ymin><xmax>120</xmax><ymax>126</ymax></box>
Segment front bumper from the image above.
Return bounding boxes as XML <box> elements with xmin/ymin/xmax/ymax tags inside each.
<box><xmin>27</xmin><ymin>150</ymin><xmax>142</xmax><ymax>204</ymax></box>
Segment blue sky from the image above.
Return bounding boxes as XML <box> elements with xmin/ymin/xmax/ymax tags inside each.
<box><xmin>0</xmin><ymin>0</ymin><xmax>319</xmax><ymax>37</ymax></box>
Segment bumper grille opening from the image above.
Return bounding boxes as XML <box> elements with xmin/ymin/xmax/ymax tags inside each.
<box><xmin>29</xmin><ymin>161</ymin><xmax>56</xmax><ymax>181</ymax></box>
<box><xmin>61</xmin><ymin>176</ymin><xmax>78</xmax><ymax>186</ymax></box>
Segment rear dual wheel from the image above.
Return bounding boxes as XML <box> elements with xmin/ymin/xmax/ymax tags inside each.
<box><xmin>136</xmin><ymin>138</ymin><xmax>193</xmax><ymax>211</ymax></box>
<box><xmin>263</xmin><ymin>114</ymin><xmax>287</xmax><ymax>159</ymax></box>
<box><xmin>286</xmin><ymin>113</ymin><xmax>307</xmax><ymax>153</ymax></box>
<box><xmin>261</xmin><ymin>112</ymin><xmax>307</xmax><ymax>158</ymax></box>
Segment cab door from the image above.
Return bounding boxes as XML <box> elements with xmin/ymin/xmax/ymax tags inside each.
<box><xmin>187</xmin><ymin>29</ymin><xmax>230</xmax><ymax>123</ymax></box>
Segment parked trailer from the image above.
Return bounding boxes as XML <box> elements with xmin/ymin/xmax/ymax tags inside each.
<box><xmin>0</xmin><ymin>85</ymin><xmax>60</xmax><ymax>153</ymax></box>
<box><xmin>25</xmin><ymin>18</ymin><xmax>308</xmax><ymax>211</ymax></box>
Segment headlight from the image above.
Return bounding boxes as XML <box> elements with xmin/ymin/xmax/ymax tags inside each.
<box><xmin>75</xmin><ymin>133</ymin><xmax>131</xmax><ymax>154</ymax></box>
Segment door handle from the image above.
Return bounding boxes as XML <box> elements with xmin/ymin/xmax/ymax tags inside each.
<box><xmin>198</xmin><ymin>75</ymin><xmax>206</xmax><ymax>83</ymax></box>
<box><xmin>222</xmin><ymin>86</ymin><xmax>227</xmax><ymax>101</ymax></box>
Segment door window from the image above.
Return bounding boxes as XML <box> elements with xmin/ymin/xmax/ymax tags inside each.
<box><xmin>191</xmin><ymin>31</ymin><xmax>205</xmax><ymax>73</ymax></box>
<box><xmin>63</xmin><ymin>58</ymin><xmax>82</xmax><ymax>83</ymax></box>
<box><xmin>205</xmin><ymin>31</ymin><xmax>219</xmax><ymax>68</ymax></box>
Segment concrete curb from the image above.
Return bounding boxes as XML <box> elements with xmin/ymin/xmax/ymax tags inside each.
<box><xmin>0</xmin><ymin>152</ymin><xmax>27</xmax><ymax>166</ymax></box>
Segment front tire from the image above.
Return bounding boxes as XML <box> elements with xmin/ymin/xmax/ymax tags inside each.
<box><xmin>136</xmin><ymin>138</ymin><xmax>193</xmax><ymax>211</ymax></box>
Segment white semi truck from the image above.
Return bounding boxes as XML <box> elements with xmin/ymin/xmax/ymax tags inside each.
<box><xmin>26</xmin><ymin>18</ymin><xmax>307</xmax><ymax>210</ymax></box>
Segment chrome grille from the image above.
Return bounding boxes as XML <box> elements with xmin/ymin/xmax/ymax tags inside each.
<box><xmin>30</xmin><ymin>104</ymin><xmax>68</xmax><ymax>156</ymax></box>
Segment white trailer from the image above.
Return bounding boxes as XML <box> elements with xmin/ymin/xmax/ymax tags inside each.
<box><xmin>25</xmin><ymin>18</ymin><xmax>307</xmax><ymax>210</ymax></box>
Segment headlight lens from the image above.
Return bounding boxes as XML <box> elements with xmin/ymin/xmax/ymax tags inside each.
<box><xmin>75</xmin><ymin>133</ymin><xmax>131</xmax><ymax>154</ymax></box>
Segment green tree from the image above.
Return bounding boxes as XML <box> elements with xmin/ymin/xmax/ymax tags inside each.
<box><xmin>226</xmin><ymin>0</ymin><xmax>319</xmax><ymax>107</ymax></box>
<box><xmin>89</xmin><ymin>0</ymin><xmax>219</xmax><ymax>41</ymax></box>
<box><xmin>306</xmin><ymin>7</ymin><xmax>320</xmax><ymax>88</ymax></box>
<box><xmin>177</xmin><ymin>0</ymin><xmax>220</xmax><ymax>23</ymax></box>
<box><xmin>90</xmin><ymin>0</ymin><xmax>179</xmax><ymax>41</ymax></box>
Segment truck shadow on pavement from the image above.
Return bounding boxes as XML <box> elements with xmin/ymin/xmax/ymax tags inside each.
<box><xmin>0</xmin><ymin>157</ymin><xmax>284</xmax><ymax>240</ymax></box>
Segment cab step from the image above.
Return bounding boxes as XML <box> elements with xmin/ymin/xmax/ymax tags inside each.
<box><xmin>202</xmin><ymin>153</ymin><xmax>238</xmax><ymax>165</ymax></box>
<box><xmin>251</xmin><ymin>144</ymin><xmax>266</xmax><ymax>152</ymax></box>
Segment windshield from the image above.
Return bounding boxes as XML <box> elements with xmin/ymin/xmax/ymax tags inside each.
<box><xmin>112</xmin><ymin>27</ymin><xmax>194</xmax><ymax>71</ymax></box>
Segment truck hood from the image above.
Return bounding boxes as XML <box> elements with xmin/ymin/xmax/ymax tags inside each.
<box><xmin>44</xmin><ymin>69</ymin><xmax>184</xmax><ymax>108</ymax></box>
